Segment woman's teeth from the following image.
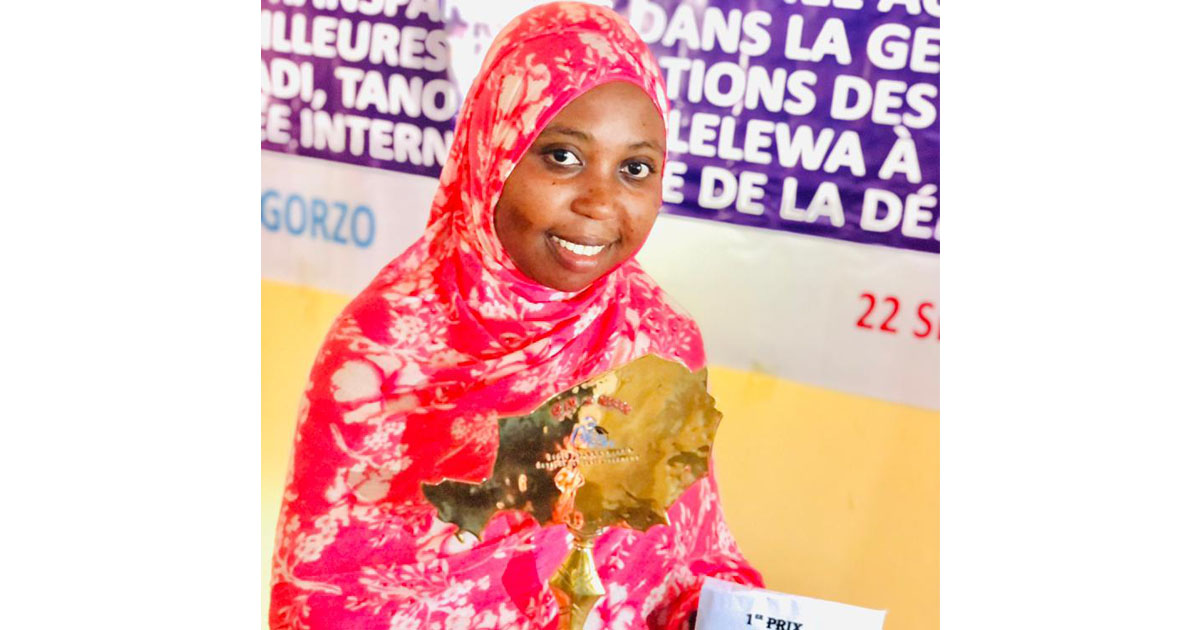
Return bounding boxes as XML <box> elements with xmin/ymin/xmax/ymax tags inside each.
<box><xmin>551</xmin><ymin>235</ymin><xmax>606</xmax><ymax>257</ymax></box>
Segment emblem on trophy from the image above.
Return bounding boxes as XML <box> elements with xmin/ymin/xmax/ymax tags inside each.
<box><xmin>423</xmin><ymin>354</ymin><xmax>722</xmax><ymax>629</ymax></box>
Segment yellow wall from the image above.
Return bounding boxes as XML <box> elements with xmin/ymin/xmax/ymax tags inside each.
<box><xmin>262</xmin><ymin>278</ymin><xmax>938</xmax><ymax>629</ymax></box>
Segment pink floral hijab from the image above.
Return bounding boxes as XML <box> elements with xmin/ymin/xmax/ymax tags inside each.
<box><xmin>270</xmin><ymin>4</ymin><xmax>761</xmax><ymax>629</ymax></box>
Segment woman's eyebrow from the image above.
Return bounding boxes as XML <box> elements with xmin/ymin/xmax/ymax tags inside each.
<box><xmin>542</xmin><ymin>125</ymin><xmax>663</xmax><ymax>154</ymax></box>
<box><xmin>540</xmin><ymin>125</ymin><xmax>591</xmax><ymax>141</ymax></box>
<box><xmin>628</xmin><ymin>139</ymin><xmax>664</xmax><ymax>153</ymax></box>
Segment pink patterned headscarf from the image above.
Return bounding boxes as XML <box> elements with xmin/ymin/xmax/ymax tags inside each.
<box><xmin>270</xmin><ymin>4</ymin><xmax>761</xmax><ymax>629</ymax></box>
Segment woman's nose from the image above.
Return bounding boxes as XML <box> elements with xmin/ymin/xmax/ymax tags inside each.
<box><xmin>570</xmin><ymin>174</ymin><xmax>620</xmax><ymax>220</ymax></box>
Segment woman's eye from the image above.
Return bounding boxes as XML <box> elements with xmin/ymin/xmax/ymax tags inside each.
<box><xmin>621</xmin><ymin>161</ymin><xmax>654</xmax><ymax>180</ymax></box>
<box><xmin>544</xmin><ymin>148</ymin><xmax>581</xmax><ymax>167</ymax></box>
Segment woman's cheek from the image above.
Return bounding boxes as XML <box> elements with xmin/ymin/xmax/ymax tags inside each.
<box><xmin>634</xmin><ymin>197</ymin><xmax>661</xmax><ymax>236</ymax></box>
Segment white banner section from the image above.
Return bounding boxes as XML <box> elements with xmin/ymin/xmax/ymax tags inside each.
<box><xmin>262</xmin><ymin>152</ymin><xmax>439</xmax><ymax>291</ymax></box>
<box><xmin>638</xmin><ymin>213</ymin><xmax>939</xmax><ymax>410</ymax></box>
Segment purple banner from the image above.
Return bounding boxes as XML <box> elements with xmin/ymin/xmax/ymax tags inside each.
<box><xmin>260</xmin><ymin>0</ymin><xmax>456</xmax><ymax>180</ymax></box>
<box><xmin>615</xmin><ymin>0</ymin><xmax>940</xmax><ymax>253</ymax></box>
<box><xmin>261</xmin><ymin>0</ymin><xmax>939</xmax><ymax>254</ymax></box>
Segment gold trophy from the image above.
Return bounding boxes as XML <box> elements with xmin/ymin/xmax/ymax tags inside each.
<box><xmin>423</xmin><ymin>354</ymin><xmax>722</xmax><ymax>629</ymax></box>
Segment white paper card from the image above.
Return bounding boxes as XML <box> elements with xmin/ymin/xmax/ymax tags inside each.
<box><xmin>695</xmin><ymin>577</ymin><xmax>887</xmax><ymax>630</ymax></box>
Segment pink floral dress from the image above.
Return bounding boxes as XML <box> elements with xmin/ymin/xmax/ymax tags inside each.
<box><xmin>269</xmin><ymin>4</ymin><xmax>763</xmax><ymax>629</ymax></box>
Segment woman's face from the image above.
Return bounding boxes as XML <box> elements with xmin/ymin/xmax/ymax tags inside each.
<box><xmin>494</xmin><ymin>81</ymin><xmax>666</xmax><ymax>292</ymax></box>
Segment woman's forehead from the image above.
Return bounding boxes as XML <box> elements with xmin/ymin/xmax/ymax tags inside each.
<box><xmin>534</xmin><ymin>82</ymin><xmax>666</xmax><ymax>149</ymax></box>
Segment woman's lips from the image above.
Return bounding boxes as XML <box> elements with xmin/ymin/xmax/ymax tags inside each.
<box><xmin>547</xmin><ymin>234</ymin><xmax>611</xmax><ymax>272</ymax></box>
<box><xmin>551</xmin><ymin>234</ymin><xmax>609</xmax><ymax>254</ymax></box>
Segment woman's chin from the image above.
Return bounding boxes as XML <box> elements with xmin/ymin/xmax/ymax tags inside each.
<box><xmin>545</xmin><ymin>273</ymin><xmax>597</xmax><ymax>293</ymax></box>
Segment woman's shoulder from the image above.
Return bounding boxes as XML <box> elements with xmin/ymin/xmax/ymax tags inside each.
<box><xmin>617</xmin><ymin>264</ymin><xmax>707</xmax><ymax>368</ymax></box>
<box><xmin>334</xmin><ymin>269</ymin><xmax>449</xmax><ymax>345</ymax></box>
<box><xmin>621</xmin><ymin>263</ymin><xmax>701</xmax><ymax>330</ymax></box>
<box><xmin>304</xmin><ymin>276</ymin><xmax>449</xmax><ymax>387</ymax></box>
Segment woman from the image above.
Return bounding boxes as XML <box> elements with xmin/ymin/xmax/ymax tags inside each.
<box><xmin>270</xmin><ymin>4</ymin><xmax>762</xmax><ymax>629</ymax></box>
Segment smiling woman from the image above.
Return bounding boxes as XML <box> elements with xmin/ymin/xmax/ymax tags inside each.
<box><xmin>268</xmin><ymin>4</ymin><xmax>762</xmax><ymax>630</ymax></box>
<box><xmin>494</xmin><ymin>81</ymin><xmax>666</xmax><ymax>292</ymax></box>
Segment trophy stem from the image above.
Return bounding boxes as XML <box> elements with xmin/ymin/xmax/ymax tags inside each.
<box><xmin>549</xmin><ymin>530</ymin><xmax>605</xmax><ymax>630</ymax></box>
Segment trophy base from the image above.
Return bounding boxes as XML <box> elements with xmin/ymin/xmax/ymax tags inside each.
<box><xmin>549</xmin><ymin>533</ymin><xmax>605</xmax><ymax>630</ymax></box>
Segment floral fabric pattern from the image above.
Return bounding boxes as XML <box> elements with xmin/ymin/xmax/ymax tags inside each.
<box><xmin>269</xmin><ymin>3</ymin><xmax>762</xmax><ymax>629</ymax></box>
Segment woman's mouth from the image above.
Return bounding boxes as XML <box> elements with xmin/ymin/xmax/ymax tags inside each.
<box><xmin>550</xmin><ymin>234</ymin><xmax>608</xmax><ymax>257</ymax></box>
<box><xmin>547</xmin><ymin>234</ymin><xmax>613</xmax><ymax>273</ymax></box>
